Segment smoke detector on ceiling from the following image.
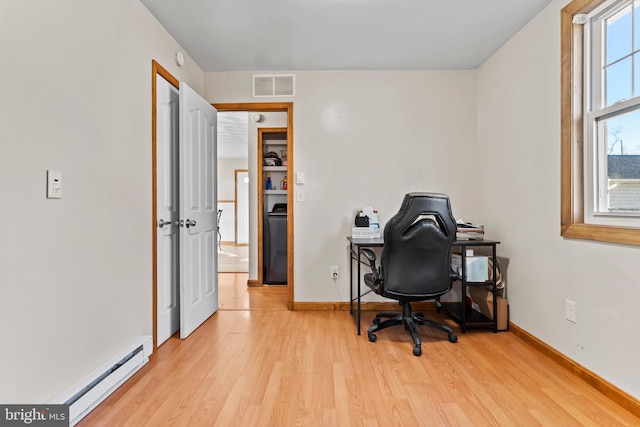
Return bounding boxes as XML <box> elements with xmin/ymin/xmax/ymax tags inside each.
<box><xmin>174</xmin><ymin>51</ymin><xmax>184</xmax><ymax>67</ymax></box>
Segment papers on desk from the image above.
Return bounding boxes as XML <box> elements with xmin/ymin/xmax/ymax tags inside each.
<box><xmin>456</xmin><ymin>220</ymin><xmax>484</xmax><ymax>240</ymax></box>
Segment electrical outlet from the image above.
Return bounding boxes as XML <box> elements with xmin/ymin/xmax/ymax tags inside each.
<box><xmin>330</xmin><ymin>265</ymin><xmax>339</xmax><ymax>279</ymax></box>
<box><xmin>47</xmin><ymin>170</ymin><xmax>63</xmax><ymax>199</ymax></box>
<box><xmin>565</xmin><ymin>299</ymin><xmax>576</xmax><ymax>323</ymax></box>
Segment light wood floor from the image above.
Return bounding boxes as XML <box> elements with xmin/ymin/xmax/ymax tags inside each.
<box><xmin>218</xmin><ymin>272</ymin><xmax>287</xmax><ymax>311</ymax></box>
<box><xmin>78</xmin><ymin>274</ymin><xmax>639</xmax><ymax>426</ymax></box>
<box><xmin>218</xmin><ymin>244</ymin><xmax>248</xmax><ymax>273</ymax></box>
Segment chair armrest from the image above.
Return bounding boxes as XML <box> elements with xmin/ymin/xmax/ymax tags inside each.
<box><xmin>360</xmin><ymin>248</ymin><xmax>377</xmax><ymax>263</ymax></box>
<box><xmin>360</xmin><ymin>248</ymin><xmax>378</xmax><ymax>272</ymax></box>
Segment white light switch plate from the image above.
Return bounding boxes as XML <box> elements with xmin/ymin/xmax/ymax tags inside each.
<box><xmin>296</xmin><ymin>172</ymin><xmax>305</xmax><ymax>185</ymax></box>
<box><xmin>47</xmin><ymin>170</ymin><xmax>63</xmax><ymax>199</ymax></box>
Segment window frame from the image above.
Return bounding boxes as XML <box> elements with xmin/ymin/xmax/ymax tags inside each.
<box><xmin>561</xmin><ymin>0</ymin><xmax>640</xmax><ymax>245</ymax></box>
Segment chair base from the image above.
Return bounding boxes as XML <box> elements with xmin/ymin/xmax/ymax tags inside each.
<box><xmin>367</xmin><ymin>301</ymin><xmax>457</xmax><ymax>356</ymax></box>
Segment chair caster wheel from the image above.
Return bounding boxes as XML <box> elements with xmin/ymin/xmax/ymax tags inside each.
<box><xmin>373</xmin><ymin>317</ymin><xmax>380</xmax><ymax>325</ymax></box>
<box><xmin>368</xmin><ymin>332</ymin><xmax>377</xmax><ymax>342</ymax></box>
<box><xmin>413</xmin><ymin>346</ymin><xmax>422</xmax><ymax>356</ymax></box>
<box><xmin>448</xmin><ymin>334</ymin><xmax>458</xmax><ymax>343</ymax></box>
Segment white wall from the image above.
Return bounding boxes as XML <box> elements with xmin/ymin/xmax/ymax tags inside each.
<box><xmin>0</xmin><ymin>0</ymin><xmax>205</xmax><ymax>402</ymax></box>
<box><xmin>206</xmin><ymin>71</ymin><xmax>479</xmax><ymax>301</ymax></box>
<box><xmin>218</xmin><ymin>158</ymin><xmax>248</xmax><ymax>201</ymax></box>
<box><xmin>477</xmin><ymin>0</ymin><xmax>640</xmax><ymax>398</ymax></box>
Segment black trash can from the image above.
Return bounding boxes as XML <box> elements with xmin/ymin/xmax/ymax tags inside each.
<box><xmin>264</xmin><ymin>203</ymin><xmax>287</xmax><ymax>284</ymax></box>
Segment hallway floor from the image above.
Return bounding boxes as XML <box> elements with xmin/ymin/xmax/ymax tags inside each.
<box><xmin>218</xmin><ymin>243</ymin><xmax>248</xmax><ymax>273</ymax></box>
<box><xmin>218</xmin><ymin>272</ymin><xmax>287</xmax><ymax>311</ymax></box>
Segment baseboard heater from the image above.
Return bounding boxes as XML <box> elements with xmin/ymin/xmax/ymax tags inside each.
<box><xmin>50</xmin><ymin>336</ymin><xmax>152</xmax><ymax>426</ymax></box>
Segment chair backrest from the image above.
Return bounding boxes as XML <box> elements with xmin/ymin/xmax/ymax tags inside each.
<box><xmin>380</xmin><ymin>192</ymin><xmax>457</xmax><ymax>300</ymax></box>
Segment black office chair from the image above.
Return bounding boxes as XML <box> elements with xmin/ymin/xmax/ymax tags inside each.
<box><xmin>362</xmin><ymin>192</ymin><xmax>459</xmax><ymax>356</ymax></box>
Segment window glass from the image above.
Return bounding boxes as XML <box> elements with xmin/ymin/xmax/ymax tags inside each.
<box><xmin>605</xmin><ymin>5</ymin><xmax>631</xmax><ymax>64</ymax></box>
<box><xmin>606</xmin><ymin>4</ymin><xmax>632</xmax><ymax>64</ymax></box>
<box><xmin>606</xmin><ymin>56</ymin><xmax>633</xmax><ymax>105</ymax></box>
<box><xmin>634</xmin><ymin>3</ymin><xmax>640</xmax><ymax>50</ymax></box>
<box><xmin>635</xmin><ymin>54</ymin><xmax>640</xmax><ymax>95</ymax></box>
<box><xmin>595</xmin><ymin>107</ymin><xmax>640</xmax><ymax>213</ymax></box>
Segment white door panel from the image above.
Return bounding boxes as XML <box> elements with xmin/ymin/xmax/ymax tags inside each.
<box><xmin>179</xmin><ymin>82</ymin><xmax>218</xmax><ymax>339</ymax></box>
<box><xmin>156</xmin><ymin>76</ymin><xmax>179</xmax><ymax>347</ymax></box>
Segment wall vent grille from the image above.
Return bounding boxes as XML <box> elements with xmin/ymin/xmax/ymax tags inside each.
<box><xmin>253</xmin><ymin>74</ymin><xmax>295</xmax><ymax>97</ymax></box>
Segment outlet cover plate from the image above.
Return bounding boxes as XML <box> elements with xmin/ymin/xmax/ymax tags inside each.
<box><xmin>566</xmin><ymin>299</ymin><xmax>576</xmax><ymax>323</ymax></box>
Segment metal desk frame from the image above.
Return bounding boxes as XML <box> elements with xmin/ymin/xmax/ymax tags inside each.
<box><xmin>347</xmin><ymin>237</ymin><xmax>384</xmax><ymax>335</ymax></box>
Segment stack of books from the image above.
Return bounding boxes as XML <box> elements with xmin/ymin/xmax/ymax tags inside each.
<box><xmin>456</xmin><ymin>222</ymin><xmax>484</xmax><ymax>240</ymax></box>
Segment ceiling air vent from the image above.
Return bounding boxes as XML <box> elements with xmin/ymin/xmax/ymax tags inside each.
<box><xmin>253</xmin><ymin>74</ymin><xmax>295</xmax><ymax>97</ymax></box>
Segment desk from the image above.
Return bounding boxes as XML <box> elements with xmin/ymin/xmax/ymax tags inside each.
<box><xmin>347</xmin><ymin>237</ymin><xmax>384</xmax><ymax>335</ymax></box>
<box><xmin>347</xmin><ymin>236</ymin><xmax>500</xmax><ymax>335</ymax></box>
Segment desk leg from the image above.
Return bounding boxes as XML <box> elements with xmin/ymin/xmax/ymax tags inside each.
<box><xmin>349</xmin><ymin>242</ymin><xmax>354</xmax><ymax>315</ymax></box>
<box><xmin>460</xmin><ymin>249</ymin><xmax>467</xmax><ymax>333</ymax></box>
<box><xmin>357</xmin><ymin>249</ymin><xmax>361</xmax><ymax>335</ymax></box>
<box><xmin>492</xmin><ymin>244</ymin><xmax>498</xmax><ymax>333</ymax></box>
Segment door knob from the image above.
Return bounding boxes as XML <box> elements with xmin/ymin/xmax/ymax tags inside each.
<box><xmin>158</xmin><ymin>218</ymin><xmax>172</xmax><ymax>228</ymax></box>
<box><xmin>185</xmin><ymin>219</ymin><xmax>197</xmax><ymax>228</ymax></box>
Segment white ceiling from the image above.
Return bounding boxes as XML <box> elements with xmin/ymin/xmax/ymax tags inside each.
<box><xmin>140</xmin><ymin>0</ymin><xmax>553</xmax><ymax>72</ymax></box>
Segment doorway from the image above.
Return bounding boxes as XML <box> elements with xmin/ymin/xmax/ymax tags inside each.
<box><xmin>213</xmin><ymin>103</ymin><xmax>294</xmax><ymax>310</ymax></box>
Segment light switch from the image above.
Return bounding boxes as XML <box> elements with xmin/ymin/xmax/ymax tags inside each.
<box><xmin>296</xmin><ymin>172</ymin><xmax>305</xmax><ymax>185</ymax></box>
<box><xmin>296</xmin><ymin>189</ymin><xmax>305</xmax><ymax>202</ymax></box>
<box><xmin>47</xmin><ymin>170</ymin><xmax>63</xmax><ymax>199</ymax></box>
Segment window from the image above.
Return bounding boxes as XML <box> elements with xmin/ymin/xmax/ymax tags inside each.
<box><xmin>561</xmin><ymin>0</ymin><xmax>640</xmax><ymax>245</ymax></box>
<box><xmin>586</xmin><ymin>1</ymin><xmax>640</xmax><ymax>224</ymax></box>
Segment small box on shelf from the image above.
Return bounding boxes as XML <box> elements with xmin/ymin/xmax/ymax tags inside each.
<box><xmin>468</xmin><ymin>287</ymin><xmax>508</xmax><ymax>331</ymax></box>
<box><xmin>451</xmin><ymin>254</ymin><xmax>489</xmax><ymax>281</ymax></box>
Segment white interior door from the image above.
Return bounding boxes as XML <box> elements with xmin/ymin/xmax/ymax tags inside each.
<box><xmin>179</xmin><ymin>82</ymin><xmax>218</xmax><ymax>339</ymax></box>
<box><xmin>156</xmin><ymin>76</ymin><xmax>180</xmax><ymax>346</ymax></box>
<box><xmin>236</xmin><ymin>171</ymin><xmax>249</xmax><ymax>244</ymax></box>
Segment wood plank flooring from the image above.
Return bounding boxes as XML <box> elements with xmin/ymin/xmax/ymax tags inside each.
<box><xmin>218</xmin><ymin>273</ymin><xmax>288</xmax><ymax>311</ymax></box>
<box><xmin>218</xmin><ymin>244</ymin><xmax>249</xmax><ymax>273</ymax></box>
<box><xmin>78</xmin><ymin>274</ymin><xmax>640</xmax><ymax>426</ymax></box>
